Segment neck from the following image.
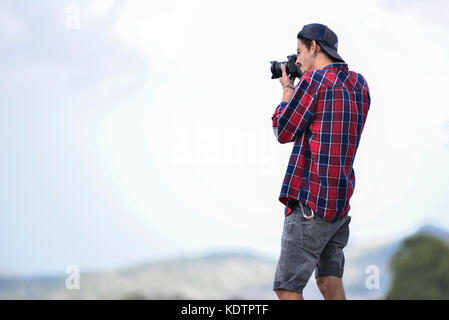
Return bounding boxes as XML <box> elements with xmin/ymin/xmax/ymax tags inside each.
<box><xmin>313</xmin><ymin>54</ymin><xmax>335</xmax><ymax>70</ymax></box>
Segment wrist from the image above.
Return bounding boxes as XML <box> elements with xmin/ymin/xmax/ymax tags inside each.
<box><xmin>282</xmin><ymin>84</ymin><xmax>295</xmax><ymax>90</ymax></box>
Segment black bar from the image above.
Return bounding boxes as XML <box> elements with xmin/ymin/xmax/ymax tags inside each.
<box><xmin>1</xmin><ymin>299</ymin><xmax>447</xmax><ymax>318</ymax></box>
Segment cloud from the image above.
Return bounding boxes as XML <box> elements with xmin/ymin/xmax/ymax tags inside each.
<box><xmin>0</xmin><ymin>0</ymin><xmax>148</xmax><ymax>105</ymax></box>
<box><xmin>381</xmin><ymin>0</ymin><xmax>449</xmax><ymax>25</ymax></box>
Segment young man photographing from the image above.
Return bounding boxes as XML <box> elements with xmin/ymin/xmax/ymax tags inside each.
<box><xmin>271</xmin><ymin>23</ymin><xmax>370</xmax><ymax>300</ymax></box>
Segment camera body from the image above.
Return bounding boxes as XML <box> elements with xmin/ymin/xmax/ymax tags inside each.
<box><xmin>270</xmin><ymin>54</ymin><xmax>303</xmax><ymax>79</ymax></box>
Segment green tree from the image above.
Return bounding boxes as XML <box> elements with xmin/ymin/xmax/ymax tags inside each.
<box><xmin>387</xmin><ymin>234</ymin><xmax>449</xmax><ymax>299</ymax></box>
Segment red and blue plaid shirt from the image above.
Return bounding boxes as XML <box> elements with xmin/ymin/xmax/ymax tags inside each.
<box><xmin>272</xmin><ymin>63</ymin><xmax>370</xmax><ymax>222</ymax></box>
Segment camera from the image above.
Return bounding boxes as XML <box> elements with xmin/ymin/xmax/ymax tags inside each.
<box><xmin>269</xmin><ymin>54</ymin><xmax>302</xmax><ymax>79</ymax></box>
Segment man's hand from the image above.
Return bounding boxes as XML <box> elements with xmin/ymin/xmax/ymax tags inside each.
<box><xmin>279</xmin><ymin>64</ymin><xmax>296</xmax><ymax>88</ymax></box>
<box><xmin>280</xmin><ymin>64</ymin><xmax>296</xmax><ymax>102</ymax></box>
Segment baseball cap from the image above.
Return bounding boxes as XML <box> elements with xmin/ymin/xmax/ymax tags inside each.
<box><xmin>297</xmin><ymin>23</ymin><xmax>344</xmax><ymax>63</ymax></box>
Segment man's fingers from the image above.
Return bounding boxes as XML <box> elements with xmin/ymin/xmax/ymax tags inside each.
<box><xmin>281</xmin><ymin>63</ymin><xmax>286</xmax><ymax>76</ymax></box>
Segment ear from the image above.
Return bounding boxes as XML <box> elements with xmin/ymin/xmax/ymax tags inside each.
<box><xmin>310</xmin><ymin>40</ymin><xmax>321</xmax><ymax>54</ymax></box>
<box><xmin>311</xmin><ymin>40</ymin><xmax>319</xmax><ymax>55</ymax></box>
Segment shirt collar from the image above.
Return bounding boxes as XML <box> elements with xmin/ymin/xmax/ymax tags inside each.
<box><xmin>322</xmin><ymin>62</ymin><xmax>349</xmax><ymax>71</ymax></box>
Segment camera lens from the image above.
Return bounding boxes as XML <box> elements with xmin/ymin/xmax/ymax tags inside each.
<box><xmin>270</xmin><ymin>54</ymin><xmax>302</xmax><ymax>79</ymax></box>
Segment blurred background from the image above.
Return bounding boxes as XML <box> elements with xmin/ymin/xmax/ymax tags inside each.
<box><xmin>1</xmin><ymin>0</ymin><xmax>449</xmax><ymax>299</ymax></box>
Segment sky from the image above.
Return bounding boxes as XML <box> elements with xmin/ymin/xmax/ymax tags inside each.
<box><xmin>1</xmin><ymin>0</ymin><xmax>449</xmax><ymax>276</ymax></box>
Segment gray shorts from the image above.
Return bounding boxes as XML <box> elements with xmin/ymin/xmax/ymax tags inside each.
<box><xmin>273</xmin><ymin>202</ymin><xmax>351</xmax><ymax>295</ymax></box>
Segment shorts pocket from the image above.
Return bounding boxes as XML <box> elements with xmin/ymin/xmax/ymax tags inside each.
<box><xmin>283</xmin><ymin>209</ymin><xmax>299</xmax><ymax>233</ymax></box>
<box><xmin>301</xmin><ymin>219</ymin><xmax>329</xmax><ymax>252</ymax></box>
<box><xmin>281</xmin><ymin>211</ymin><xmax>298</xmax><ymax>245</ymax></box>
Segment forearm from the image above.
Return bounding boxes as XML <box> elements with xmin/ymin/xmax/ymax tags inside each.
<box><xmin>281</xmin><ymin>87</ymin><xmax>295</xmax><ymax>102</ymax></box>
<box><xmin>273</xmin><ymin>76</ymin><xmax>315</xmax><ymax>144</ymax></box>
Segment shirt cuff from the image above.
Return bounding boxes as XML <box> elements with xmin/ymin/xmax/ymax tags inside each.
<box><xmin>271</xmin><ymin>102</ymin><xmax>289</xmax><ymax>121</ymax></box>
<box><xmin>279</xmin><ymin>101</ymin><xmax>288</xmax><ymax>111</ymax></box>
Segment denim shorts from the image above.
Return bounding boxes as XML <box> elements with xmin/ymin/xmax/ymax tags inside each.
<box><xmin>273</xmin><ymin>202</ymin><xmax>351</xmax><ymax>295</ymax></box>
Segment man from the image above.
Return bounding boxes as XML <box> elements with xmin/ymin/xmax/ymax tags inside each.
<box><xmin>271</xmin><ymin>23</ymin><xmax>370</xmax><ymax>300</ymax></box>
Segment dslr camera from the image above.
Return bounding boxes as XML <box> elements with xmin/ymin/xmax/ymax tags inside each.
<box><xmin>270</xmin><ymin>54</ymin><xmax>302</xmax><ymax>79</ymax></box>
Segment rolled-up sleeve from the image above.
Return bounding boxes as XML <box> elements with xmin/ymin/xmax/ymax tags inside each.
<box><xmin>271</xmin><ymin>74</ymin><xmax>317</xmax><ymax>144</ymax></box>
<box><xmin>271</xmin><ymin>102</ymin><xmax>288</xmax><ymax>140</ymax></box>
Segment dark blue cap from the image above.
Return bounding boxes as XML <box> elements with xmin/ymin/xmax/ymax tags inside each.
<box><xmin>297</xmin><ymin>23</ymin><xmax>344</xmax><ymax>62</ymax></box>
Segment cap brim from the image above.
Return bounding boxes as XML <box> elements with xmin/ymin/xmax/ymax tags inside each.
<box><xmin>319</xmin><ymin>43</ymin><xmax>345</xmax><ymax>63</ymax></box>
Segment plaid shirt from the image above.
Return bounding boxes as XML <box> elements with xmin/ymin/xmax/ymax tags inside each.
<box><xmin>272</xmin><ymin>63</ymin><xmax>370</xmax><ymax>222</ymax></box>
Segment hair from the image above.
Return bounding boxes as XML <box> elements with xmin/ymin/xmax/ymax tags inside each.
<box><xmin>297</xmin><ymin>36</ymin><xmax>338</xmax><ymax>62</ymax></box>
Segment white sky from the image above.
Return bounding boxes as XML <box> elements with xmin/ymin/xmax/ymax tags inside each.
<box><xmin>1</xmin><ymin>0</ymin><xmax>449</xmax><ymax>275</ymax></box>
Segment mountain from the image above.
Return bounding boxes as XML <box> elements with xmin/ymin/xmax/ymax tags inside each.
<box><xmin>0</xmin><ymin>251</ymin><xmax>276</xmax><ymax>300</ymax></box>
<box><xmin>0</xmin><ymin>268</ymin><xmax>20</xmax><ymax>279</ymax></box>
<box><xmin>1</xmin><ymin>224</ymin><xmax>448</xmax><ymax>300</ymax></box>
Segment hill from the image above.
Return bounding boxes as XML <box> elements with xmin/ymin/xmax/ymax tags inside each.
<box><xmin>1</xmin><ymin>224</ymin><xmax>448</xmax><ymax>299</ymax></box>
